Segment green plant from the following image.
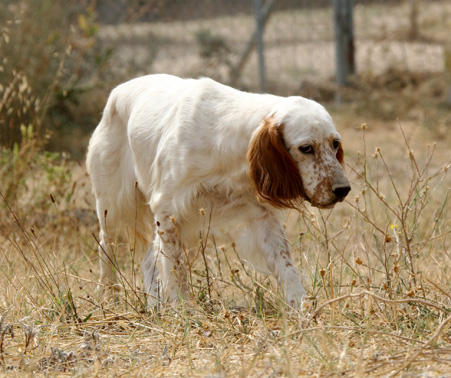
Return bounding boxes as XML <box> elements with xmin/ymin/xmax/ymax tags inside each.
<box><xmin>0</xmin><ymin>0</ymin><xmax>111</xmax><ymax>150</ymax></box>
<box><xmin>0</xmin><ymin>124</ymin><xmax>74</xmax><ymax>214</ymax></box>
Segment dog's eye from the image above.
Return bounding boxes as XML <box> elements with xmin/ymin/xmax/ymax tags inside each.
<box><xmin>332</xmin><ymin>139</ymin><xmax>340</xmax><ymax>149</ymax></box>
<box><xmin>298</xmin><ymin>145</ymin><xmax>314</xmax><ymax>154</ymax></box>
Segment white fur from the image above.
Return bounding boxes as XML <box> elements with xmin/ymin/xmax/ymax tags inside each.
<box><xmin>86</xmin><ymin>74</ymin><xmax>349</xmax><ymax>308</ymax></box>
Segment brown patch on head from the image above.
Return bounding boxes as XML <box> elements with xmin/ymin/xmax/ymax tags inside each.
<box><xmin>328</xmin><ymin>135</ymin><xmax>344</xmax><ymax>166</ymax></box>
<box><xmin>247</xmin><ymin>117</ymin><xmax>306</xmax><ymax>209</ymax></box>
<box><xmin>337</xmin><ymin>144</ymin><xmax>344</xmax><ymax>166</ymax></box>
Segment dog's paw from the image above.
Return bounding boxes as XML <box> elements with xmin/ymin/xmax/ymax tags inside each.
<box><xmin>285</xmin><ymin>283</ymin><xmax>306</xmax><ymax>311</ymax></box>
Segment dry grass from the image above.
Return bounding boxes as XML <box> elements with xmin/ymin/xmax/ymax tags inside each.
<box><xmin>0</xmin><ymin>112</ymin><xmax>449</xmax><ymax>376</ymax></box>
<box><xmin>1</xmin><ymin>1</ymin><xmax>450</xmax><ymax>376</ymax></box>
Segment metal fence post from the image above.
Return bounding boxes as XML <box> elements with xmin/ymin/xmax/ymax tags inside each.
<box><xmin>254</xmin><ymin>0</ymin><xmax>267</xmax><ymax>92</ymax></box>
<box><xmin>333</xmin><ymin>0</ymin><xmax>355</xmax><ymax>87</ymax></box>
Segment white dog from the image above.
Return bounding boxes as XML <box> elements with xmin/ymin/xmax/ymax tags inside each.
<box><xmin>86</xmin><ymin>74</ymin><xmax>350</xmax><ymax>308</ymax></box>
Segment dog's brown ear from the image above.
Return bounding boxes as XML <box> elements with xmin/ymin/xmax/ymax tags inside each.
<box><xmin>336</xmin><ymin>143</ymin><xmax>344</xmax><ymax>166</ymax></box>
<box><xmin>247</xmin><ymin>117</ymin><xmax>305</xmax><ymax>209</ymax></box>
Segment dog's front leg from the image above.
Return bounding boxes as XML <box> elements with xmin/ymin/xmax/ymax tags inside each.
<box><xmin>238</xmin><ymin>208</ymin><xmax>306</xmax><ymax>309</ymax></box>
<box><xmin>152</xmin><ymin>214</ymin><xmax>189</xmax><ymax>305</ymax></box>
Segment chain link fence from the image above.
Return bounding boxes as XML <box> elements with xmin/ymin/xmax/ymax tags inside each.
<box><xmin>1</xmin><ymin>0</ymin><xmax>449</xmax><ymax>153</ymax></box>
<box><xmin>96</xmin><ymin>0</ymin><xmax>450</xmax><ymax>96</ymax></box>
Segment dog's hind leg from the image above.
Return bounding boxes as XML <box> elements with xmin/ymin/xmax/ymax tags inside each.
<box><xmin>142</xmin><ymin>241</ymin><xmax>161</xmax><ymax>307</ymax></box>
<box><xmin>95</xmin><ymin>199</ymin><xmax>120</xmax><ymax>291</ymax></box>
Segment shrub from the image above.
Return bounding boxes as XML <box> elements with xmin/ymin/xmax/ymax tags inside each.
<box><xmin>0</xmin><ymin>124</ymin><xmax>73</xmax><ymax>214</ymax></box>
<box><xmin>0</xmin><ymin>0</ymin><xmax>110</xmax><ymax>150</ymax></box>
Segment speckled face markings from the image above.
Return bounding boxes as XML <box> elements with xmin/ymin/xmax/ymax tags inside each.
<box><xmin>300</xmin><ymin>137</ymin><xmax>349</xmax><ymax>207</ymax></box>
<box><xmin>280</xmin><ymin>100</ymin><xmax>350</xmax><ymax>208</ymax></box>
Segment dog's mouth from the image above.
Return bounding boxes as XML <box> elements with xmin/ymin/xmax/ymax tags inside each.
<box><xmin>304</xmin><ymin>186</ymin><xmax>351</xmax><ymax>209</ymax></box>
<box><xmin>313</xmin><ymin>202</ymin><xmax>336</xmax><ymax>209</ymax></box>
<box><xmin>307</xmin><ymin>196</ymin><xmax>341</xmax><ymax>209</ymax></box>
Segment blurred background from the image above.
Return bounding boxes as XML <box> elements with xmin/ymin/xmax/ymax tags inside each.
<box><xmin>1</xmin><ymin>0</ymin><xmax>450</xmax><ymax>158</ymax></box>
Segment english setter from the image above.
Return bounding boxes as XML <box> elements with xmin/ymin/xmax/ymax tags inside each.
<box><xmin>86</xmin><ymin>74</ymin><xmax>350</xmax><ymax>308</ymax></box>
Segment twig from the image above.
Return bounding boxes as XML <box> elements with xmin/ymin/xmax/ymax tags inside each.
<box><xmin>199</xmin><ymin>208</ymin><xmax>213</xmax><ymax>299</ymax></box>
<box><xmin>129</xmin><ymin>321</ymin><xmax>176</xmax><ymax>338</ymax></box>
<box><xmin>285</xmin><ymin>325</ymin><xmax>428</xmax><ymax>346</ymax></box>
<box><xmin>388</xmin><ymin>314</ymin><xmax>451</xmax><ymax>376</ymax></box>
<box><xmin>92</xmin><ymin>232</ymin><xmax>146</xmax><ymax>310</ymax></box>
<box><xmin>424</xmin><ymin>277</ymin><xmax>451</xmax><ymax>300</ymax></box>
<box><xmin>0</xmin><ymin>312</ymin><xmax>14</xmax><ymax>364</ymax></box>
<box><xmin>346</xmin><ymin>163</ymin><xmax>400</xmax><ymax>222</ymax></box>
<box><xmin>312</xmin><ymin>290</ymin><xmax>450</xmax><ymax>320</ymax></box>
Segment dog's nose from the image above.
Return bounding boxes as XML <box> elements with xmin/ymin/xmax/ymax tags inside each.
<box><xmin>332</xmin><ymin>184</ymin><xmax>351</xmax><ymax>199</ymax></box>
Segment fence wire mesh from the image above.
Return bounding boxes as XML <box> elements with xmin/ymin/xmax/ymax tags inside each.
<box><xmin>96</xmin><ymin>0</ymin><xmax>449</xmax><ymax>95</ymax></box>
<box><xmin>1</xmin><ymin>0</ymin><xmax>450</xmax><ymax>151</ymax></box>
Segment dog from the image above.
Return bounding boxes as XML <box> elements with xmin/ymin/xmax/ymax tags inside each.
<box><xmin>86</xmin><ymin>74</ymin><xmax>350</xmax><ymax>308</ymax></box>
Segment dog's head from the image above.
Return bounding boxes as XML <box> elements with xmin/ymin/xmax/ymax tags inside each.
<box><xmin>247</xmin><ymin>97</ymin><xmax>350</xmax><ymax>209</ymax></box>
